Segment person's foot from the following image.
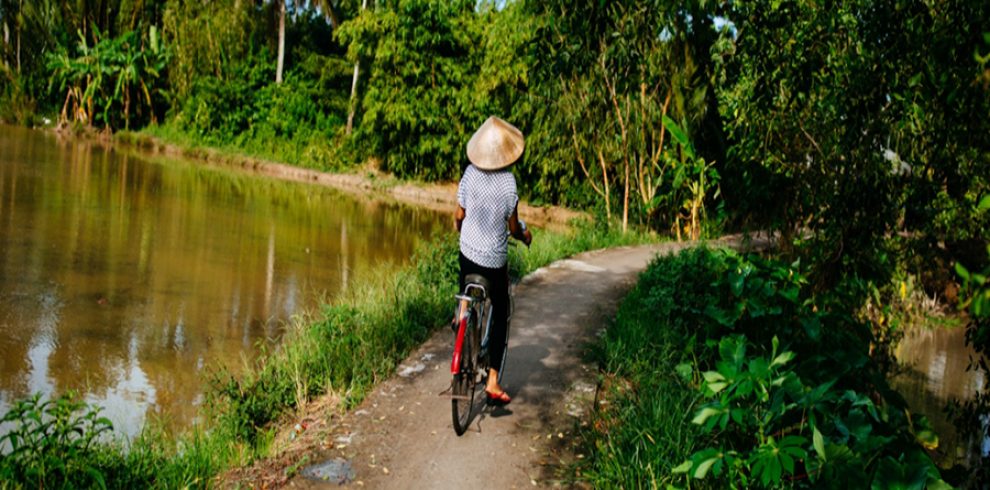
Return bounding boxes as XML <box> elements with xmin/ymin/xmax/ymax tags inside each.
<box><xmin>485</xmin><ymin>387</ymin><xmax>511</xmax><ymax>405</ymax></box>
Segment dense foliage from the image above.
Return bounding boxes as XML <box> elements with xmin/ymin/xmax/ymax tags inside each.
<box><xmin>46</xmin><ymin>25</ymin><xmax>169</xmax><ymax>129</ymax></box>
<box><xmin>2</xmin><ymin>1</ymin><xmax>986</xmax><ymax>256</ymax></box>
<box><xmin>525</xmin><ymin>1</ymin><xmax>725</xmax><ymax>234</ymax></box>
<box><xmin>580</xmin><ymin>248</ymin><xmax>952</xmax><ymax>488</ymax></box>
<box><xmin>338</xmin><ymin>0</ymin><xmax>481</xmax><ymax>179</ymax></box>
<box><xmin>718</xmin><ymin>1</ymin><xmax>990</xmax><ymax>295</ymax></box>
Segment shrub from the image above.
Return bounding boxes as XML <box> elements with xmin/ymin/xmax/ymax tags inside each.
<box><xmin>0</xmin><ymin>392</ymin><xmax>114</xmax><ymax>489</ymax></box>
<box><xmin>578</xmin><ymin>248</ymin><xmax>951</xmax><ymax>488</ymax></box>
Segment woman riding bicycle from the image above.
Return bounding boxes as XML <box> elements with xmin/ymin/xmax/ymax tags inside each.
<box><xmin>455</xmin><ymin>116</ymin><xmax>532</xmax><ymax>406</ymax></box>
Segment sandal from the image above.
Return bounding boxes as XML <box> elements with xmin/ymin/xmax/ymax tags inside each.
<box><xmin>485</xmin><ymin>389</ymin><xmax>512</xmax><ymax>405</ymax></box>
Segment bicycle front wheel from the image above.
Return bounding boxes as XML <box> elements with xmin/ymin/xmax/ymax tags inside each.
<box><xmin>451</xmin><ymin>316</ymin><xmax>476</xmax><ymax>435</ymax></box>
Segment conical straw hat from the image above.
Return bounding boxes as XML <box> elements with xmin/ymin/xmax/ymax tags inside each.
<box><xmin>466</xmin><ymin>116</ymin><xmax>525</xmax><ymax>171</ymax></box>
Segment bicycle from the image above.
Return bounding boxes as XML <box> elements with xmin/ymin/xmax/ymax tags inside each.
<box><xmin>450</xmin><ymin>273</ymin><xmax>494</xmax><ymax>435</ymax></box>
<box><xmin>448</xmin><ymin>238</ymin><xmax>523</xmax><ymax>436</ymax></box>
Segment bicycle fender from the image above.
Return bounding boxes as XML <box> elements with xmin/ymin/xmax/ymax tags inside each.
<box><xmin>451</xmin><ymin>314</ymin><xmax>468</xmax><ymax>375</ymax></box>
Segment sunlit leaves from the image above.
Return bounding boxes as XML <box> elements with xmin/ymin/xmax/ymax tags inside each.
<box><xmin>813</xmin><ymin>426</ymin><xmax>826</xmax><ymax>461</ymax></box>
<box><xmin>341</xmin><ymin>0</ymin><xmax>484</xmax><ymax>180</ymax></box>
<box><xmin>956</xmin><ymin>251</ymin><xmax>990</xmax><ymax>318</ymax></box>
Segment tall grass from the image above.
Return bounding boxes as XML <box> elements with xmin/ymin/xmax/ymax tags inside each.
<box><xmin>573</xmin><ymin>247</ymin><xmax>720</xmax><ymax>488</ymax></box>
<box><xmin>0</xmin><ymin>222</ymin><xmax>653</xmax><ymax>488</ymax></box>
<box><xmin>0</xmin><ymin>393</ymin><xmax>264</xmax><ymax>489</ymax></box>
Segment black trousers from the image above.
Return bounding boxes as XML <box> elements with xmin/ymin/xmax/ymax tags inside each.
<box><xmin>458</xmin><ymin>252</ymin><xmax>510</xmax><ymax>373</ymax></box>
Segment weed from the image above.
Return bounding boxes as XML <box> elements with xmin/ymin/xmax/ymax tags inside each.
<box><xmin>0</xmin><ymin>392</ymin><xmax>112</xmax><ymax>489</ymax></box>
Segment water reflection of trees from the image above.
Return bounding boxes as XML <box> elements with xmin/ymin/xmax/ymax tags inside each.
<box><xmin>893</xmin><ymin>326</ymin><xmax>984</xmax><ymax>467</ymax></box>
<box><xmin>0</xmin><ymin>126</ymin><xmax>445</xmax><ymax>433</ymax></box>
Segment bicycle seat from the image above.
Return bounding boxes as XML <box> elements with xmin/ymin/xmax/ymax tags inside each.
<box><xmin>463</xmin><ymin>274</ymin><xmax>492</xmax><ymax>297</ymax></box>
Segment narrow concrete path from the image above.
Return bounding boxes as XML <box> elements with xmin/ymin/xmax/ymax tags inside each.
<box><xmin>287</xmin><ymin>237</ymin><xmax>764</xmax><ymax>489</ymax></box>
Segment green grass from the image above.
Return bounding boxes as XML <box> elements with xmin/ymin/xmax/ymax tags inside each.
<box><xmin>122</xmin><ymin>121</ymin><xmax>344</xmax><ymax>173</ymax></box>
<box><xmin>0</xmin><ymin>222</ymin><xmax>655</xmax><ymax>489</ymax></box>
<box><xmin>572</xmin><ymin>247</ymin><xmax>720</xmax><ymax>488</ymax></box>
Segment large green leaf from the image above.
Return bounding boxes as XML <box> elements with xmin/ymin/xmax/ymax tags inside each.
<box><xmin>813</xmin><ymin>427</ymin><xmax>826</xmax><ymax>461</ymax></box>
<box><xmin>955</xmin><ymin>262</ymin><xmax>971</xmax><ymax>281</ymax></box>
<box><xmin>870</xmin><ymin>455</ymin><xmax>930</xmax><ymax>490</ymax></box>
<box><xmin>661</xmin><ymin>114</ymin><xmax>695</xmax><ymax>159</ymax></box>
<box><xmin>692</xmin><ymin>406</ymin><xmax>722</xmax><ymax>425</ymax></box>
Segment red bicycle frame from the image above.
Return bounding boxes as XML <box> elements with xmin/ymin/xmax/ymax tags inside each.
<box><xmin>450</xmin><ymin>302</ymin><xmax>469</xmax><ymax>374</ymax></box>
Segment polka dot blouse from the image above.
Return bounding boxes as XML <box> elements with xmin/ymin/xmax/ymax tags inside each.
<box><xmin>457</xmin><ymin>164</ymin><xmax>518</xmax><ymax>268</ymax></box>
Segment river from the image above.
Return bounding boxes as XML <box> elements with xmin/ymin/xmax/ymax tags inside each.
<box><xmin>893</xmin><ymin>321</ymin><xmax>986</xmax><ymax>467</ymax></box>
<box><xmin>0</xmin><ymin>125</ymin><xmax>446</xmax><ymax>438</ymax></box>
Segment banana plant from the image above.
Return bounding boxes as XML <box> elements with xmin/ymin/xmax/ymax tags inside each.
<box><xmin>662</xmin><ymin>114</ymin><xmax>720</xmax><ymax>240</ymax></box>
<box><xmin>47</xmin><ymin>24</ymin><xmax>169</xmax><ymax>129</ymax></box>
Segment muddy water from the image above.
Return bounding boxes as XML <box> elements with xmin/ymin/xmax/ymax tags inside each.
<box><xmin>893</xmin><ymin>324</ymin><xmax>985</xmax><ymax>466</ymax></box>
<box><xmin>0</xmin><ymin>125</ymin><xmax>446</xmax><ymax>438</ymax></box>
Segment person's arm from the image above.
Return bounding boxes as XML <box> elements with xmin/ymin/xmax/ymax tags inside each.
<box><xmin>455</xmin><ymin>169</ymin><xmax>467</xmax><ymax>232</ymax></box>
<box><xmin>455</xmin><ymin>205</ymin><xmax>466</xmax><ymax>232</ymax></box>
<box><xmin>507</xmin><ymin>206</ymin><xmax>532</xmax><ymax>246</ymax></box>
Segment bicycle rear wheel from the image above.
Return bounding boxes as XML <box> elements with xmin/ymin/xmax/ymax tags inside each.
<box><xmin>451</xmin><ymin>313</ymin><xmax>476</xmax><ymax>435</ymax></box>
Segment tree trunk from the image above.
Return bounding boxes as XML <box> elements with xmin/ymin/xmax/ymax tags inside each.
<box><xmin>346</xmin><ymin>58</ymin><xmax>360</xmax><ymax>134</ymax></box>
<box><xmin>597</xmin><ymin>149</ymin><xmax>612</xmax><ymax>223</ymax></box>
<box><xmin>124</xmin><ymin>88</ymin><xmax>131</xmax><ymax>130</ymax></box>
<box><xmin>622</xmin><ymin>155</ymin><xmax>629</xmax><ymax>233</ymax></box>
<box><xmin>276</xmin><ymin>0</ymin><xmax>286</xmax><ymax>84</ymax></box>
<box><xmin>322</xmin><ymin>0</ymin><xmax>341</xmax><ymax>30</ymax></box>
<box><xmin>16</xmin><ymin>0</ymin><xmax>21</xmax><ymax>74</ymax></box>
<box><xmin>691</xmin><ymin>201</ymin><xmax>699</xmax><ymax>240</ymax></box>
<box><xmin>346</xmin><ymin>0</ymin><xmax>369</xmax><ymax>135</ymax></box>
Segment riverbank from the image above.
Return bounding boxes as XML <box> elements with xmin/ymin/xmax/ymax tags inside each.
<box><xmin>35</xmin><ymin>123</ymin><xmax>584</xmax><ymax>230</ymax></box>
<box><xmin>108</xmin><ymin>128</ymin><xmax>584</xmax><ymax>230</ymax></box>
